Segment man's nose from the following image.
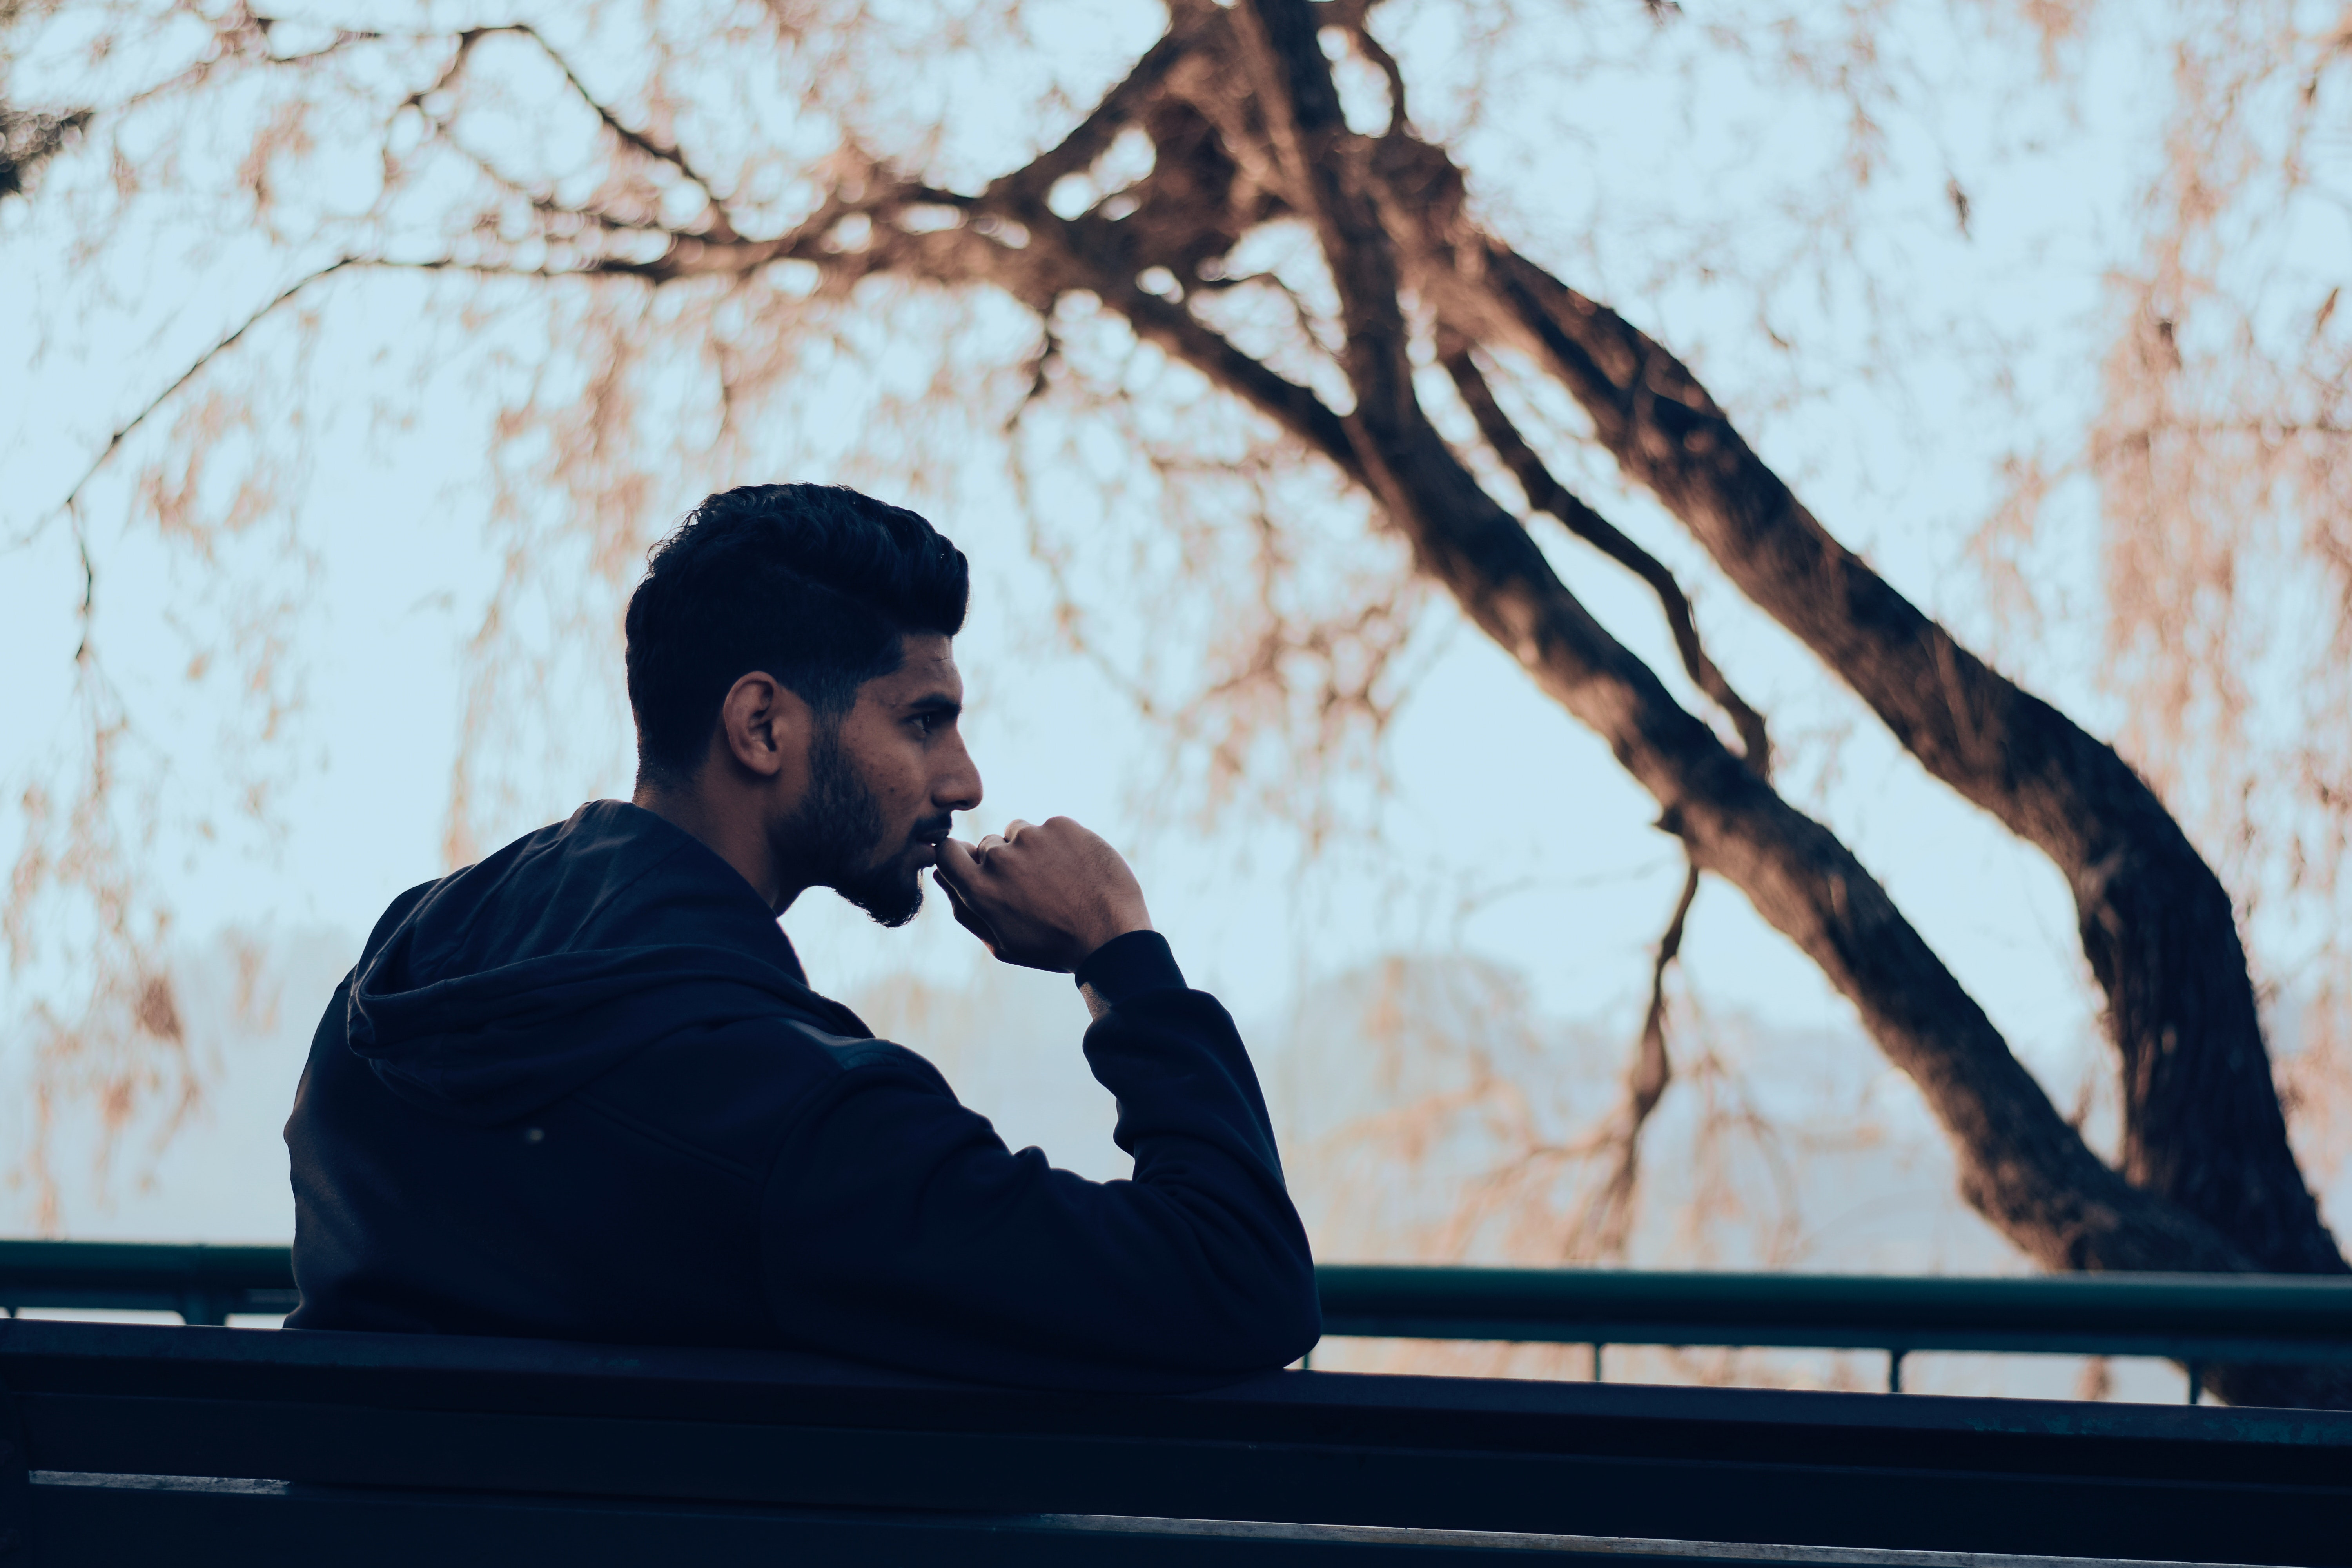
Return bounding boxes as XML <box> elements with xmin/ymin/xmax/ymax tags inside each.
<box><xmin>937</xmin><ymin>733</ymin><xmax>983</xmax><ymax>815</ymax></box>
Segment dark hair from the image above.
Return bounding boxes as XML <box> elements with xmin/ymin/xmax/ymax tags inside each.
<box><xmin>624</xmin><ymin>483</ymin><xmax>968</xmax><ymax>786</ymax></box>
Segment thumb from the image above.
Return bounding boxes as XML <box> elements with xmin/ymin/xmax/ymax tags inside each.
<box><xmin>935</xmin><ymin>837</ymin><xmax>986</xmax><ymax>892</ymax></box>
<box><xmin>933</xmin><ymin>866</ymin><xmax>1000</xmax><ymax>949</ymax></box>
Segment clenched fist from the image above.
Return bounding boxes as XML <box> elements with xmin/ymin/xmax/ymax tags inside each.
<box><xmin>932</xmin><ymin>816</ymin><xmax>1152</xmax><ymax>973</ymax></box>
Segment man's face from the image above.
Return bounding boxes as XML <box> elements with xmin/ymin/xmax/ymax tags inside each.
<box><xmin>777</xmin><ymin>634</ymin><xmax>982</xmax><ymax>927</ymax></box>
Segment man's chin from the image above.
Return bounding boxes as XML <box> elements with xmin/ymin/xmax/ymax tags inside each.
<box><xmin>839</xmin><ymin>869</ymin><xmax>926</xmax><ymax>930</ymax></box>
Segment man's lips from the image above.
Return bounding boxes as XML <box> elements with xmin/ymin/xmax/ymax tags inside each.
<box><xmin>907</xmin><ymin>819</ymin><xmax>954</xmax><ymax>865</ymax></box>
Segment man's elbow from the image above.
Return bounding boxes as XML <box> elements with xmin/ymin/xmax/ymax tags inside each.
<box><xmin>1226</xmin><ymin>1252</ymin><xmax>1322</xmax><ymax>1370</ymax></box>
<box><xmin>1273</xmin><ymin>1295</ymin><xmax>1323</xmax><ymax>1369</ymax></box>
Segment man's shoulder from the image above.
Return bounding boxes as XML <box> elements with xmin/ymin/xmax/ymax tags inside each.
<box><xmin>799</xmin><ymin>1029</ymin><xmax>954</xmax><ymax>1096</ymax></box>
<box><xmin>570</xmin><ymin>1011</ymin><xmax>956</xmax><ymax>1172</ymax></box>
<box><xmin>360</xmin><ymin>876</ymin><xmax>445</xmax><ymax>956</ymax></box>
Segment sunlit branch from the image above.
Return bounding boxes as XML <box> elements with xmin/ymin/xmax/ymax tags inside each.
<box><xmin>5</xmin><ymin>13</ymin><xmax>394</xmax><ymax>201</ymax></box>
<box><xmin>1006</xmin><ymin>323</ymin><xmax>1063</xmax><ymax>427</ymax></box>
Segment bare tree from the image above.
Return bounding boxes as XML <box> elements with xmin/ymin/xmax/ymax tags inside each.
<box><xmin>7</xmin><ymin>0</ymin><xmax>2349</xmax><ymax>1403</ymax></box>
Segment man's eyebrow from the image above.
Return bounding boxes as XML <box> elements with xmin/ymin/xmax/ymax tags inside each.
<box><xmin>902</xmin><ymin>692</ymin><xmax>963</xmax><ymax>717</ymax></box>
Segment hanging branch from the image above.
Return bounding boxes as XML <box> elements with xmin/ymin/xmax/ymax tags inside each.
<box><xmin>1437</xmin><ymin>329</ymin><xmax>1752</xmax><ymax>1243</ymax></box>
<box><xmin>1571</xmin><ymin>855</ymin><xmax>1700</xmax><ymax>1257</ymax></box>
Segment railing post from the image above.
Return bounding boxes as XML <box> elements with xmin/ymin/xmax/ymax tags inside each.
<box><xmin>1591</xmin><ymin>1343</ymin><xmax>1605</xmax><ymax>1382</ymax></box>
<box><xmin>2187</xmin><ymin>1361</ymin><xmax>2205</xmax><ymax>1405</ymax></box>
<box><xmin>178</xmin><ymin>1290</ymin><xmax>228</xmax><ymax>1327</ymax></box>
<box><xmin>1887</xmin><ymin>1350</ymin><xmax>1905</xmax><ymax>1394</ymax></box>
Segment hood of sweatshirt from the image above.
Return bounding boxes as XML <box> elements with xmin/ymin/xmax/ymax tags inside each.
<box><xmin>346</xmin><ymin>800</ymin><xmax>871</xmax><ymax>1124</ymax></box>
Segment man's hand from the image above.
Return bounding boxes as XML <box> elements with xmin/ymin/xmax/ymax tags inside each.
<box><xmin>933</xmin><ymin>817</ymin><xmax>1152</xmax><ymax>973</ymax></box>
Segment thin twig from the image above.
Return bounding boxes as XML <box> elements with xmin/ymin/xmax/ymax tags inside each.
<box><xmin>1634</xmin><ymin>857</ymin><xmax>1701</xmax><ymax>1123</ymax></box>
<box><xmin>1572</xmin><ymin>854</ymin><xmax>1700</xmax><ymax>1258</ymax></box>
<box><xmin>434</xmin><ymin>24</ymin><xmax>744</xmax><ymax>243</ymax></box>
<box><xmin>40</xmin><ymin>256</ymin><xmax>366</xmax><ymax>536</ymax></box>
<box><xmin>71</xmin><ymin>512</ymin><xmax>97</xmax><ymax>665</ymax></box>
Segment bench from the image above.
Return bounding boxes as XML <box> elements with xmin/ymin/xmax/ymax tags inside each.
<box><xmin>3</xmin><ymin>1314</ymin><xmax>2347</xmax><ymax>1565</ymax></box>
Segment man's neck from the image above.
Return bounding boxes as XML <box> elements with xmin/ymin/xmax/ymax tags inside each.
<box><xmin>632</xmin><ymin>780</ymin><xmax>803</xmax><ymax>913</ymax></box>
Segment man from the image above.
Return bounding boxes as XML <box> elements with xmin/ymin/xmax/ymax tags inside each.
<box><xmin>283</xmin><ymin>483</ymin><xmax>1320</xmax><ymax>1391</ymax></box>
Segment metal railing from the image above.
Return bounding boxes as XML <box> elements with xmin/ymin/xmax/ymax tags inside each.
<box><xmin>0</xmin><ymin>1239</ymin><xmax>299</xmax><ymax>1327</ymax></box>
<box><xmin>1315</xmin><ymin>1263</ymin><xmax>2352</xmax><ymax>1399</ymax></box>
<box><xmin>6</xmin><ymin>1240</ymin><xmax>2350</xmax><ymax>1401</ymax></box>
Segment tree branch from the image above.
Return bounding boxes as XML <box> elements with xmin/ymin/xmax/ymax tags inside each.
<box><xmin>984</xmin><ymin>12</ymin><xmax>1209</xmax><ymax>209</ymax></box>
<box><xmin>113</xmin><ymin>11</ymin><xmax>391</xmax><ymax>118</ymax></box>
<box><xmin>1440</xmin><ymin>334</ymin><xmax>1770</xmax><ymax>775</ymax></box>
<box><xmin>38</xmin><ymin>256</ymin><xmax>366</xmax><ymax>536</ymax></box>
<box><xmin>1636</xmin><ymin>859</ymin><xmax>1700</xmax><ymax>1125</ymax></box>
<box><xmin>1574</xmin><ymin>854</ymin><xmax>1700</xmax><ymax>1259</ymax></box>
<box><xmin>448</xmin><ymin>24</ymin><xmax>743</xmax><ymax>243</ymax></box>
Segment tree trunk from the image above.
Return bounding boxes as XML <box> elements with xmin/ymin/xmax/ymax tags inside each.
<box><xmin>1223</xmin><ymin>0</ymin><xmax>2346</xmax><ymax>1405</ymax></box>
<box><xmin>1227</xmin><ymin>0</ymin><xmax>2253</xmax><ymax>1268</ymax></box>
<box><xmin>1451</xmin><ymin>244</ymin><xmax>2343</xmax><ymax>1279</ymax></box>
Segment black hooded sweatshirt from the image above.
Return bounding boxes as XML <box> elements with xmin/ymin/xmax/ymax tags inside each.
<box><xmin>284</xmin><ymin>800</ymin><xmax>1320</xmax><ymax>1391</ymax></box>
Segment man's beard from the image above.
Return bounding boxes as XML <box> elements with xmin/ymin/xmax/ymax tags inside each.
<box><xmin>779</xmin><ymin>721</ymin><xmax>927</xmax><ymax>928</ymax></box>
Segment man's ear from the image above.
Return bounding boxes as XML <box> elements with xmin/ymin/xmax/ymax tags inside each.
<box><xmin>715</xmin><ymin>671</ymin><xmax>812</xmax><ymax>780</ymax></box>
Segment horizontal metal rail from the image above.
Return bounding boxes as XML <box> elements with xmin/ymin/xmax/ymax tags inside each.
<box><xmin>1317</xmin><ymin>1264</ymin><xmax>2352</xmax><ymax>1400</ymax></box>
<box><xmin>1315</xmin><ymin>1263</ymin><xmax>2352</xmax><ymax>1360</ymax></box>
<box><xmin>6</xmin><ymin>1241</ymin><xmax>2351</xmax><ymax>1399</ymax></box>
<box><xmin>0</xmin><ymin>1240</ymin><xmax>298</xmax><ymax>1326</ymax></box>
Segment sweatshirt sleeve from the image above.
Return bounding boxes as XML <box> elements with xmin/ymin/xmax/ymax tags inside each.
<box><xmin>755</xmin><ymin>933</ymin><xmax>1321</xmax><ymax>1390</ymax></box>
